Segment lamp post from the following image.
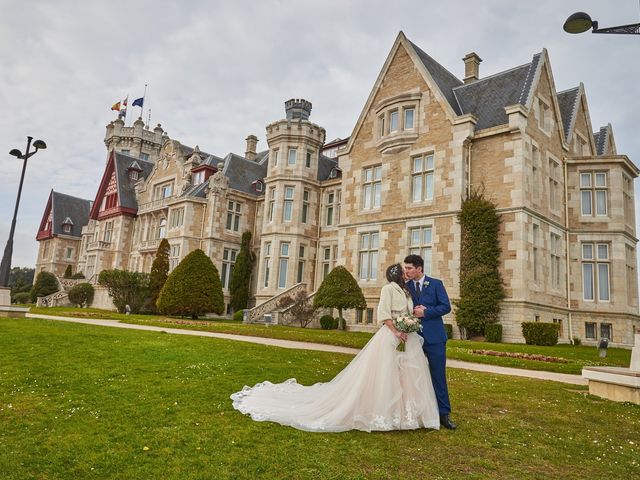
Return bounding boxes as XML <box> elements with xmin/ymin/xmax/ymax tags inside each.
<box><xmin>0</xmin><ymin>136</ymin><xmax>47</xmax><ymax>287</ymax></box>
<box><xmin>563</xmin><ymin>11</ymin><xmax>640</xmax><ymax>34</ymax></box>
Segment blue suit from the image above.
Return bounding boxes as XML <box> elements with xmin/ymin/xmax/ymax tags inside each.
<box><xmin>407</xmin><ymin>276</ymin><xmax>452</xmax><ymax>415</ymax></box>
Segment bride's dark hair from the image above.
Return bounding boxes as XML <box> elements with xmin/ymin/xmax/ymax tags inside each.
<box><xmin>386</xmin><ymin>263</ymin><xmax>409</xmax><ymax>296</ymax></box>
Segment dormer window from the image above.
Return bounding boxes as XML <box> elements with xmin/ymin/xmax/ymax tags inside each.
<box><xmin>127</xmin><ymin>161</ymin><xmax>142</xmax><ymax>182</ymax></box>
<box><xmin>63</xmin><ymin>224</ymin><xmax>72</xmax><ymax>234</ymax></box>
<box><xmin>193</xmin><ymin>171</ymin><xmax>205</xmax><ymax>185</ymax></box>
<box><xmin>129</xmin><ymin>170</ymin><xmax>139</xmax><ymax>181</ymax></box>
<box><xmin>329</xmin><ymin>167</ymin><xmax>342</xmax><ymax>179</ymax></box>
<box><xmin>252</xmin><ymin>180</ymin><xmax>264</xmax><ymax>193</ymax></box>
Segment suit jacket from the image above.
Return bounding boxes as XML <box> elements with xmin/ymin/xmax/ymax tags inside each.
<box><xmin>407</xmin><ymin>276</ymin><xmax>451</xmax><ymax>345</ymax></box>
<box><xmin>377</xmin><ymin>282</ymin><xmax>413</xmax><ymax>325</ymax></box>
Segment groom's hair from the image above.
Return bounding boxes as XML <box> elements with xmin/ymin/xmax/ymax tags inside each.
<box><xmin>404</xmin><ymin>254</ymin><xmax>424</xmax><ymax>271</ymax></box>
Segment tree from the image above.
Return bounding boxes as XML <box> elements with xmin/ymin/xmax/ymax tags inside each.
<box><xmin>454</xmin><ymin>187</ymin><xmax>505</xmax><ymax>337</ymax></box>
<box><xmin>30</xmin><ymin>271</ymin><xmax>59</xmax><ymax>302</ymax></box>
<box><xmin>98</xmin><ymin>269</ymin><xmax>150</xmax><ymax>313</ymax></box>
<box><xmin>147</xmin><ymin>238</ymin><xmax>170</xmax><ymax>313</ymax></box>
<box><xmin>313</xmin><ymin>266</ymin><xmax>366</xmax><ymax>330</ymax></box>
<box><xmin>229</xmin><ymin>231</ymin><xmax>256</xmax><ymax>312</ymax></box>
<box><xmin>63</xmin><ymin>265</ymin><xmax>73</xmax><ymax>278</ymax></box>
<box><xmin>68</xmin><ymin>283</ymin><xmax>95</xmax><ymax>308</ymax></box>
<box><xmin>156</xmin><ymin>249</ymin><xmax>224</xmax><ymax>318</ymax></box>
<box><xmin>9</xmin><ymin>267</ymin><xmax>35</xmax><ymax>300</ymax></box>
<box><xmin>283</xmin><ymin>290</ymin><xmax>317</xmax><ymax>328</ymax></box>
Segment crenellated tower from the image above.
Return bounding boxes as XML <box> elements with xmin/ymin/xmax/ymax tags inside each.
<box><xmin>104</xmin><ymin>117</ymin><xmax>167</xmax><ymax>162</ymax></box>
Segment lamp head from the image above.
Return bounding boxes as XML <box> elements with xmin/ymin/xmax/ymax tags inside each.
<box><xmin>564</xmin><ymin>12</ymin><xmax>596</xmax><ymax>34</ymax></box>
<box><xmin>9</xmin><ymin>149</ymin><xmax>22</xmax><ymax>158</ymax></box>
<box><xmin>33</xmin><ymin>139</ymin><xmax>47</xmax><ymax>150</ymax></box>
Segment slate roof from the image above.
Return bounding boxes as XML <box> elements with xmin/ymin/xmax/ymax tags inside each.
<box><xmin>318</xmin><ymin>154</ymin><xmax>338</xmax><ymax>181</ymax></box>
<box><xmin>557</xmin><ymin>87</ymin><xmax>580</xmax><ymax>142</ymax></box>
<box><xmin>221</xmin><ymin>152</ymin><xmax>268</xmax><ymax>196</ymax></box>
<box><xmin>113</xmin><ymin>152</ymin><xmax>155</xmax><ymax>209</ymax></box>
<box><xmin>594</xmin><ymin>126</ymin><xmax>609</xmax><ymax>155</ymax></box>
<box><xmin>50</xmin><ymin>191</ymin><xmax>91</xmax><ymax>237</ymax></box>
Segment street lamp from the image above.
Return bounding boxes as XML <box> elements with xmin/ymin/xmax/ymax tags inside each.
<box><xmin>563</xmin><ymin>11</ymin><xmax>640</xmax><ymax>34</ymax></box>
<box><xmin>0</xmin><ymin>136</ymin><xmax>46</xmax><ymax>287</ymax></box>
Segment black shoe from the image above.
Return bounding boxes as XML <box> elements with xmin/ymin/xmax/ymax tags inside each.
<box><xmin>440</xmin><ymin>415</ymin><xmax>457</xmax><ymax>430</ymax></box>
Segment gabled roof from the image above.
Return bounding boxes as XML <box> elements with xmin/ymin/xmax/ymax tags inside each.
<box><xmin>453</xmin><ymin>53</ymin><xmax>542</xmax><ymax>130</ymax></box>
<box><xmin>318</xmin><ymin>154</ymin><xmax>338</xmax><ymax>181</ymax></box>
<box><xmin>222</xmin><ymin>152</ymin><xmax>269</xmax><ymax>196</ymax></box>
<box><xmin>557</xmin><ymin>86</ymin><xmax>580</xmax><ymax>143</ymax></box>
<box><xmin>37</xmin><ymin>190</ymin><xmax>91</xmax><ymax>239</ymax></box>
<box><xmin>113</xmin><ymin>152</ymin><xmax>155</xmax><ymax>210</ymax></box>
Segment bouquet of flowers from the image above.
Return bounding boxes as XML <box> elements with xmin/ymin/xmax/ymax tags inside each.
<box><xmin>393</xmin><ymin>315</ymin><xmax>422</xmax><ymax>351</ymax></box>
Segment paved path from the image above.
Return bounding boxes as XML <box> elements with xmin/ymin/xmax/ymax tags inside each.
<box><xmin>26</xmin><ymin>313</ymin><xmax>587</xmax><ymax>386</ymax></box>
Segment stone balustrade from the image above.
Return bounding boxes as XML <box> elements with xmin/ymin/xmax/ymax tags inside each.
<box><xmin>245</xmin><ymin>283</ymin><xmax>308</xmax><ymax>323</ymax></box>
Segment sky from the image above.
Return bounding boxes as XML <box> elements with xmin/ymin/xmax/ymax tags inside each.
<box><xmin>1</xmin><ymin>0</ymin><xmax>639</xmax><ymax>268</ymax></box>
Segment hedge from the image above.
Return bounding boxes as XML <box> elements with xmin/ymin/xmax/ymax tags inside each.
<box><xmin>521</xmin><ymin>322</ymin><xmax>560</xmax><ymax>346</ymax></box>
<box><xmin>485</xmin><ymin>323</ymin><xmax>503</xmax><ymax>343</ymax></box>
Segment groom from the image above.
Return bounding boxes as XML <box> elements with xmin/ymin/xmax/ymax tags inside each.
<box><xmin>404</xmin><ymin>254</ymin><xmax>456</xmax><ymax>430</ymax></box>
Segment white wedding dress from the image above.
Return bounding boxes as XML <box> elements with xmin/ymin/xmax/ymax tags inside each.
<box><xmin>230</xmin><ymin>301</ymin><xmax>440</xmax><ymax>432</ymax></box>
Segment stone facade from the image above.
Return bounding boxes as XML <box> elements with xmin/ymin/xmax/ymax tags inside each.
<box><xmin>35</xmin><ymin>32</ymin><xmax>639</xmax><ymax>345</ymax></box>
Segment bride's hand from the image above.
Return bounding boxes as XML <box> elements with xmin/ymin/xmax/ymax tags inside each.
<box><xmin>395</xmin><ymin>331</ymin><xmax>408</xmax><ymax>342</ymax></box>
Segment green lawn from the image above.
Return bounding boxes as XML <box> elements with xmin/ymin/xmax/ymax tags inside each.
<box><xmin>0</xmin><ymin>318</ymin><xmax>638</xmax><ymax>479</ymax></box>
<box><xmin>29</xmin><ymin>307</ymin><xmax>631</xmax><ymax>375</ymax></box>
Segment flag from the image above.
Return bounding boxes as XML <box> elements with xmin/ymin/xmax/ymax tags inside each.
<box><xmin>132</xmin><ymin>97</ymin><xmax>144</xmax><ymax>108</ymax></box>
<box><xmin>111</xmin><ymin>101</ymin><xmax>121</xmax><ymax>111</ymax></box>
<box><xmin>122</xmin><ymin>96</ymin><xmax>128</xmax><ymax>107</ymax></box>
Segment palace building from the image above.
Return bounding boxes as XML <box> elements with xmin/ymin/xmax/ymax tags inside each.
<box><xmin>35</xmin><ymin>32</ymin><xmax>639</xmax><ymax>346</ymax></box>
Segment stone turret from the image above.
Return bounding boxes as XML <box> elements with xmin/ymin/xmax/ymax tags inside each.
<box><xmin>285</xmin><ymin>98</ymin><xmax>313</xmax><ymax>120</ymax></box>
<box><xmin>104</xmin><ymin>117</ymin><xmax>166</xmax><ymax>162</ymax></box>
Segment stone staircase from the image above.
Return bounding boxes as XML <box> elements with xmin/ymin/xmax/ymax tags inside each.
<box><xmin>36</xmin><ymin>275</ymin><xmax>86</xmax><ymax>307</ymax></box>
<box><xmin>244</xmin><ymin>283</ymin><xmax>308</xmax><ymax>324</ymax></box>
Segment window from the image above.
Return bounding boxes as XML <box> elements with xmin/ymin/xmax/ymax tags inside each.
<box><xmin>103</xmin><ymin>221</ymin><xmax>114</xmax><ymax>243</ymax></box>
<box><xmin>548</xmin><ymin>157</ymin><xmax>560</xmax><ymax>211</ymax></box>
<box><xmin>273</xmin><ymin>149</ymin><xmax>279</xmax><ymax>167</ymax></box>
<box><xmin>278</xmin><ymin>243</ymin><xmax>289</xmax><ymax>288</ymax></box>
<box><xmin>287</xmin><ymin>148</ymin><xmax>297</xmax><ymax>166</ymax></box>
<box><xmin>404</xmin><ymin>108</ymin><xmax>414</xmax><ymax>129</ymax></box>
<box><xmin>139</xmin><ymin>152</ymin><xmax>149</xmax><ymax>161</ymax></box>
<box><xmin>305</xmin><ymin>150</ymin><xmax>312</xmax><ymax>168</ymax></box>
<box><xmin>366</xmin><ymin>308</ymin><xmax>374</xmax><ymax>324</ymax></box>
<box><xmin>359</xmin><ymin>232</ymin><xmax>379</xmax><ymax>280</ymax></box>
<box><xmin>129</xmin><ymin>170</ymin><xmax>139</xmax><ymax>181</ymax></box>
<box><xmin>221</xmin><ymin>248</ymin><xmax>238</xmax><ymax>290</ymax></box>
<box><xmin>169</xmin><ymin>244</ymin><xmax>180</xmax><ymax>271</ymax></box>
<box><xmin>408</xmin><ymin>226</ymin><xmax>433</xmax><ymax>275</ymax></box>
<box><xmin>626</xmin><ymin>245</ymin><xmax>636</xmax><ymax>306</ymax></box>
<box><xmin>169</xmin><ymin>208</ymin><xmax>184</xmax><ymax>228</ymax></box>
<box><xmin>263</xmin><ymin>242</ymin><xmax>271</xmax><ymax>288</ymax></box>
<box><xmin>585</xmin><ymin>322</ymin><xmax>597</xmax><ymax>339</ymax></box>
<box><xmin>297</xmin><ymin>245</ymin><xmax>306</xmax><ymax>283</ymax></box>
<box><xmin>157</xmin><ymin>218</ymin><xmax>166</xmax><ymax>239</ymax></box>
<box><xmin>326</xmin><ymin>191</ymin><xmax>335</xmax><ymax>226</ymax></box>
<box><xmin>412</xmin><ymin>154</ymin><xmax>434</xmax><ymax>202</ymax></box>
<box><xmin>378</xmin><ymin>114</ymin><xmax>385</xmax><ymax>138</ymax></box>
<box><xmin>363</xmin><ymin>166</ymin><xmax>382</xmax><ymax>209</ymax></box>
<box><xmin>538</xmin><ymin>98</ymin><xmax>549</xmax><ymax>132</ymax></box>
<box><xmin>121</xmin><ymin>149</ymin><xmax>130</xmax><ymax>155</ymax></box>
<box><xmin>268</xmin><ymin>187</ymin><xmax>276</xmax><ymax>222</ymax></box>
<box><xmin>532</xmin><ymin>224</ymin><xmax>540</xmax><ymax>283</ymax></box>
<box><xmin>582</xmin><ymin>243</ymin><xmax>610</xmax><ymax>301</ymax></box>
<box><xmin>389</xmin><ymin>110</ymin><xmax>398</xmax><ymax>132</ymax></box>
<box><xmin>226</xmin><ymin>201</ymin><xmax>242</xmax><ymax>232</ymax></box>
<box><xmin>600</xmin><ymin>323</ymin><xmax>612</xmax><ymax>340</ymax></box>
<box><xmin>283</xmin><ymin>187</ymin><xmax>294</xmax><ymax>222</ymax></box>
<box><xmin>65</xmin><ymin>247</ymin><xmax>74</xmax><ymax>259</ymax></box>
<box><xmin>356</xmin><ymin>309</ymin><xmax>363</xmax><ymax>323</ymax></box>
<box><xmin>623</xmin><ymin>174</ymin><xmax>634</xmax><ymax>225</ymax></box>
<box><xmin>42</xmin><ymin>242</ymin><xmax>49</xmax><ymax>259</ymax></box>
<box><xmin>580</xmin><ymin>172</ymin><xmax>607</xmax><ymax>217</ymax></box>
<box><xmin>322</xmin><ymin>246</ymin><xmax>336</xmax><ymax>279</ymax></box>
<box><xmin>531</xmin><ymin>145</ymin><xmax>540</xmax><ymax>200</ymax></box>
<box><xmin>193</xmin><ymin>170</ymin><xmax>205</xmax><ymax>185</ymax></box>
<box><xmin>552</xmin><ymin>318</ymin><xmax>563</xmax><ymax>338</ymax></box>
<box><xmin>302</xmin><ymin>189</ymin><xmax>310</xmax><ymax>224</ymax></box>
<box><xmin>154</xmin><ymin>182</ymin><xmax>173</xmax><ymax>199</ymax></box>
<box><xmin>550</xmin><ymin>232</ymin><xmax>562</xmax><ymax>290</ymax></box>
<box><xmin>86</xmin><ymin>255</ymin><xmax>96</xmax><ymax>279</ymax></box>
<box><xmin>63</xmin><ymin>224</ymin><xmax>72</xmax><ymax>234</ymax></box>
<box><xmin>575</xmin><ymin>134</ymin><xmax>588</xmax><ymax>156</ymax></box>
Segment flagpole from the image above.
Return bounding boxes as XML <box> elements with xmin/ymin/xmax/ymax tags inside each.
<box><xmin>147</xmin><ymin>109</ymin><xmax>152</xmax><ymax>130</ymax></box>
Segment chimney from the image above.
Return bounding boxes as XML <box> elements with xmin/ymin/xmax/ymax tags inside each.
<box><xmin>245</xmin><ymin>135</ymin><xmax>258</xmax><ymax>161</ymax></box>
<box><xmin>463</xmin><ymin>52</ymin><xmax>482</xmax><ymax>84</ymax></box>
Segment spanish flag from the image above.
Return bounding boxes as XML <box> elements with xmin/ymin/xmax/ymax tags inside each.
<box><xmin>111</xmin><ymin>101</ymin><xmax>121</xmax><ymax>111</ymax></box>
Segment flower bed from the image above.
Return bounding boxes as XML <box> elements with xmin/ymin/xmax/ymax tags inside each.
<box><xmin>471</xmin><ymin>349</ymin><xmax>570</xmax><ymax>364</ymax></box>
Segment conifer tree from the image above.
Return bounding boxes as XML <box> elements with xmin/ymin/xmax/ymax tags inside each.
<box><xmin>229</xmin><ymin>231</ymin><xmax>256</xmax><ymax>312</ymax></box>
<box><xmin>147</xmin><ymin>238</ymin><xmax>170</xmax><ymax>313</ymax></box>
<box><xmin>313</xmin><ymin>266</ymin><xmax>366</xmax><ymax>329</ymax></box>
<box><xmin>63</xmin><ymin>265</ymin><xmax>73</xmax><ymax>278</ymax></box>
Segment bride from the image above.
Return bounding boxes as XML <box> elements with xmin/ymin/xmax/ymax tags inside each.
<box><xmin>230</xmin><ymin>263</ymin><xmax>440</xmax><ymax>432</ymax></box>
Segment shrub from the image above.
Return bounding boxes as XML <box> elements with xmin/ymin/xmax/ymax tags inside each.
<box><xmin>68</xmin><ymin>283</ymin><xmax>95</xmax><ymax>308</ymax></box>
<box><xmin>98</xmin><ymin>269</ymin><xmax>150</xmax><ymax>314</ymax></box>
<box><xmin>12</xmin><ymin>292</ymin><xmax>31</xmax><ymax>304</ymax></box>
<box><xmin>63</xmin><ymin>265</ymin><xmax>73</xmax><ymax>278</ymax></box>
<box><xmin>485</xmin><ymin>323</ymin><xmax>503</xmax><ymax>343</ymax></box>
<box><xmin>233</xmin><ymin>310</ymin><xmax>245</xmax><ymax>322</ymax></box>
<box><xmin>71</xmin><ymin>273</ymin><xmax>85</xmax><ymax>279</ymax></box>
<box><xmin>455</xmin><ymin>187</ymin><xmax>505</xmax><ymax>337</ymax></box>
<box><xmin>320</xmin><ymin>315</ymin><xmax>336</xmax><ymax>330</ymax></box>
<box><xmin>157</xmin><ymin>249</ymin><xmax>224</xmax><ymax>319</ymax></box>
<box><xmin>147</xmin><ymin>239</ymin><xmax>170</xmax><ymax>313</ymax></box>
<box><xmin>314</xmin><ymin>266</ymin><xmax>366</xmax><ymax>330</ymax></box>
<box><xmin>444</xmin><ymin>323</ymin><xmax>453</xmax><ymax>339</ymax></box>
<box><xmin>229</xmin><ymin>231</ymin><xmax>256</xmax><ymax>312</ymax></box>
<box><xmin>522</xmin><ymin>322</ymin><xmax>560</xmax><ymax>346</ymax></box>
<box><xmin>30</xmin><ymin>271</ymin><xmax>59</xmax><ymax>302</ymax></box>
<box><xmin>572</xmin><ymin>336</ymin><xmax>582</xmax><ymax>346</ymax></box>
<box><xmin>283</xmin><ymin>290</ymin><xmax>317</xmax><ymax>328</ymax></box>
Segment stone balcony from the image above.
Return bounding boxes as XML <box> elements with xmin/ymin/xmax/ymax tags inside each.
<box><xmin>138</xmin><ymin>239</ymin><xmax>160</xmax><ymax>252</ymax></box>
<box><xmin>86</xmin><ymin>240</ymin><xmax>111</xmax><ymax>251</ymax></box>
<box><xmin>138</xmin><ymin>196</ymin><xmax>176</xmax><ymax>214</ymax></box>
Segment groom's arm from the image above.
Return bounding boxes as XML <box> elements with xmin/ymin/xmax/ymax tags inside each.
<box><xmin>422</xmin><ymin>280</ymin><xmax>451</xmax><ymax>320</ymax></box>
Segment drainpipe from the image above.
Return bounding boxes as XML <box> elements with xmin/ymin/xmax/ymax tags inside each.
<box><xmin>200</xmin><ymin>202</ymin><xmax>207</xmax><ymax>252</ymax></box>
<box><xmin>563</xmin><ymin>159</ymin><xmax>574</xmax><ymax>342</ymax></box>
<box><xmin>465</xmin><ymin>137</ymin><xmax>473</xmax><ymax>198</ymax></box>
<box><xmin>314</xmin><ymin>186</ymin><xmax>323</xmax><ymax>293</ymax></box>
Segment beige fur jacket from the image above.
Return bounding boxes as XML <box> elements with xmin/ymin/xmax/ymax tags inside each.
<box><xmin>376</xmin><ymin>282</ymin><xmax>413</xmax><ymax>325</ymax></box>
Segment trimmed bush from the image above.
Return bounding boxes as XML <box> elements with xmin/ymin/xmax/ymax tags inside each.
<box><xmin>12</xmin><ymin>292</ymin><xmax>31</xmax><ymax>304</ymax></box>
<box><xmin>157</xmin><ymin>249</ymin><xmax>224</xmax><ymax>319</ymax></box>
<box><xmin>314</xmin><ymin>266</ymin><xmax>366</xmax><ymax>330</ymax></box>
<box><xmin>63</xmin><ymin>265</ymin><xmax>73</xmax><ymax>278</ymax></box>
<box><xmin>320</xmin><ymin>315</ymin><xmax>336</xmax><ymax>330</ymax></box>
<box><xmin>68</xmin><ymin>283</ymin><xmax>95</xmax><ymax>308</ymax></box>
<box><xmin>233</xmin><ymin>310</ymin><xmax>244</xmax><ymax>322</ymax></box>
<box><xmin>98</xmin><ymin>269</ymin><xmax>150</xmax><ymax>314</ymax></box>
<box><xmin>522</xmin><ymin>322</ymin><xmax>560</xmax><ymax>346</ymax></box>
<box><xmin>147</xmin><ymin>238</ymin><xmax>170</xmax><ymax>313</ymax></box>
<box><xmin>30</xmin><ymin>271</ymin><xmax>59</xmax><ymax>302</ymax></box>
<box><xmin>71</xmin><ymin>273</ymin><xmax>85</xmax><ymax>279</ymax></box>
<box><xmin>485</xmin><ymin>323</ymin><xmax>503</xmax><ymax>343</ymax></box>
<box><xmin>444</xmin><ymin>323</ymin><xmax>453</xmax><ymax>339</ymax></box>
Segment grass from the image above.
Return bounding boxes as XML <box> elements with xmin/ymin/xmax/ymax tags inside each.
<box><xmin>1</xmin><ymin>317</ymin><xmax>638</xmax><ymax>479</ymax></box>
